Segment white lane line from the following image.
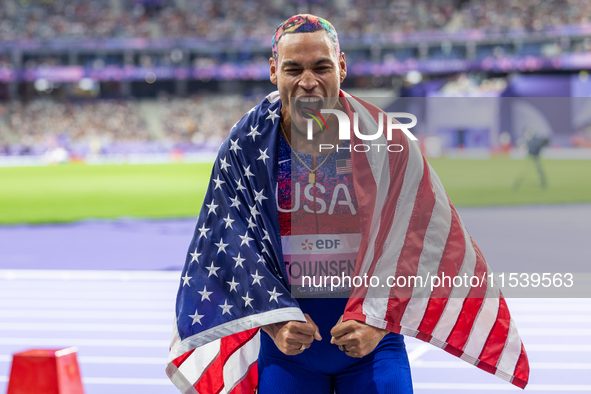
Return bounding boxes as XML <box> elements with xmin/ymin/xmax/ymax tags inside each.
<box><xmin>0</xmin><ymin>310</ymin><xmax>172</xmax><ymax>320</ymax></box>
<box><xmin>408</xmin><ymin>343</ymin><xmax>431</xmax><ymax>365</ymax></box>
<box><xmin>0</xmin><ymin>291</ymin><xmax>176</xmax><ymax>300</ymax></box>
<box><xmin>0</xmin><ymin>338</ymin><xmax>169</xmax><ymax>347</ymax></box>
<box><xmin>79</xmin><ymin>356</ymin><xmax>166</xmax><ymax>364</ymax></box>
<box><xmin>0</xmin><ymin>322</ymin><xmax>171</xmax><ymax>333</ymax></box>
<box><xmin>509</xmin><ymin>305</ymin><xmax>591</xmax><ymax>312</ymax></box>
<box><xmin>514</xmin><ymin>315</ymin><xmax>591</xmax><ymax>323</ymax></box>
<box><xmin>0</xmin><ymin>355</ymin><xmax>166</xmax><ymax>364</ymax></box>
<box><xmin>526</xmin><ymin>344</ymin><xmax>591</xmax><ymax>352</ymax></box>
<box><xmin>413</xmin><ymin>383</ymin><xmax>591</xmax><ymax>391</ymax></box>
<box><xmin>82</xmin><ymin>377</ymin><xmax>173</xmax><ymax>385</ymax></box>
<box><xmin>0</xmin><ymin>300</ymin><xmax>172</xmax><ymax>310</ymax></box>
<box><xmin>0</xmin><ymin>270</ymin><xmax>180</xmax><ymax>281</ymax></box>
<box><xmin>519</xmin><ymin>328</ymin><xmax>591</xmax><ymax>336</ymax></box>
<box><xmin>413</xmin><ymin>361</ymin><xmax>591</xmax><ymax>370</ymax></box>
<box><xmin>0</xmin><ymin>376</ymin><xmax>172</xmax><ymax>385</ymax></box>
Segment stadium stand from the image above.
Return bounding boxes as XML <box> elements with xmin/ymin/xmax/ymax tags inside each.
<box><xmin>1</xmin><ymin>0</ymin><xmax>591</xmax><ymax>158</ymax></box>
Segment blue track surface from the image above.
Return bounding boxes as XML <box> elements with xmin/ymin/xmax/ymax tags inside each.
<box><xmin>1</xmin><ymin>205</ymin><xmax>590</xmax><ymax>393</ymax></box>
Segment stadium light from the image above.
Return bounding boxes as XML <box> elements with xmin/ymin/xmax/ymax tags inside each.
<box><xmin>78</xmin><ymin>78</ymin><xmax>95</xmax><ymax>91</ymax></box>
<box><xmin>34</xmin><ymin>78</ymin><xmax>53</xmax><ymax>92</ymax></box>
<box><xmin>406</xmin><ymin>71</ymin><xmax>423</xmax><ymax>85</ymax></box>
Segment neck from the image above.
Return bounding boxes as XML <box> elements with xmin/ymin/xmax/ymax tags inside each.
<box><xmin>280</xmin><ymin>106</ymin><xmax>342</xmax><ymax>157</ymax></box>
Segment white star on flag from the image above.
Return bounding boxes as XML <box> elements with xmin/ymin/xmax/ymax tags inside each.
<box><xmin>247</xmin><ymin>216</ymin><xmax>257</xmax><ymax>229</ymax></box>
<box><xmin>226</xmin><ymin>277</ymin><xmax>239</xmax><ymax>292</ymax></box>
<box><xmin>229</xmin><ymin>195</ymin><xmax>241</xmax><ymax>209</ymax></box>
<box><xmin>266</xmin><ymin>108</ymin><xmax>279</xmax><ymax>124</ymax></box>
<box><xmin>242</xmin><ymin>292</ymin><xmax>254</xmax><ymax>308</ymax></box>
<box><xmin>206</xmin><ymin>200</ymin><xmax>218</xmax><ymax>216</ymax></box>
<box><xmin>257</xmin><ymin>149</ymin><xmax>269</xmax><ymax>165</ymax></box>
<box><xmin>215</xmin><ymin>238</ymin><xmax>229</xmax><ymax>254</ymax></box>
<box><xmin>247</xmin><ymin>125</ymin><xmax>261</xmax><ymax>141</ymax></box>
<box><xmin>254</xmin><ymin>189</ymin><xmax>268</xmax><ymax>204</ymax></box>
<box><xmin>235</xmin><ymin>178</ymin><xmax>247</xmax><ymax>192</ymax></box>
<box><xmin>256</xmin><ymin>253</ymin><xmax>265</xmax><ymax>264</ymax></box>
<box><xmin>219</xmin><ymin>300</ymin><xmax>233</xmax><ymax>315</ymax></box>
<box><xmin>229</xmin><ymin>139</ymin><xmax>241</xmax><ymax>153</ymax></box>
<box><xmin>262</xmin><ymin>229</ymin><xmax>271</xmax><ymax>242</ymax></box>
<box><xmin>205</xmin><ymin>262</ymin><xmax>220</xmax><ymax>278</ymax></box>
<box><xmin>188</xmin><ymin>309</ymin><xmax>204</xmax><ymax>325</ymax></box>
<box><xmin>198</xmin><ymin>224</ymin><xmax>209</xmax><ymax>239</ymax></box>
<box><xmin>261</xmin><ymin>243</ymin><xmax>269</xmax><ymax>255</ymax></box>
<box><xmin>213</xmin><ymin>175</ymin><xmax>226</xmax><ymax>190</ymax></box>
<box><xmin>249</xmin><ymin>204</ymin><xmax>260</xmax><ymax>218</ymax></box>
<box><xmin>181</xmin><ymin>273</ymin><xmax>192</xmax><ymax>287</ymax></box>
<box><xmin>223</xmin><ymin>214</ymin><xmax>235</xmax><ymax>229</ymax></box>
<box><xmin>220</xmin><ymin>157</ymin><xmax>231</xmax><ymax>171</ymax></box>
<box><xmin>268</xmin><ymin>287</ymin><xmax>283</xmax><ymax>303</ymax></box>
<box><xmin>190</xmin><ymin>249</ymin><xmax>201</xmax><ymax>263</ymax></box>
<box><xmin>243</xmin><ymin>165</ymin><xmax>254</xmax><ymax>179</ymax></box>
<box><xmin>198</xmin><ymin>286</ymin><xmax>213</xmax><ymax>302</ymax></box>
<box><xmin>239</xmin><ymin>231</ymin><xmax>254</xmax><ymax>247</ymax></box>
<box><xmin>251</xmin><ymin>270</ymin><xmax>264</xmax><ymax>286</ymax></box>
<box><xmin>233</xmin><ymin>252</ymin><xmax>246</xmax><ymax>269</ymax></box>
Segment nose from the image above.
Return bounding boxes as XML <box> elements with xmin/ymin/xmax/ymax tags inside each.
<box><xmin>298</xmin><ymin>69</ymin><xmax>318</xmax><ymax>91</ymax></box>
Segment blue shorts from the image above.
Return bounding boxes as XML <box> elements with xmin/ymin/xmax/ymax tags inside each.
<box><xmin>258</xmin><ymin>298</ymin><xmax>413</xmax><ymax>394</ymax></box>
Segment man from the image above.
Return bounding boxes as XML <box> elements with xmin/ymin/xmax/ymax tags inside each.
<box><xmin>167</xmin><ymin>14</ymin><xmax>528</xmax><ymax>394</ymax></box>
<box><xmin>258</xmin><ymin>14</ymin><xmax>413</xmax><ymax>393</ymax></box>
<box><xmin>513</xmin><ymin>127</ymin><xmax>550</xmax><ymax>190</ymax></box>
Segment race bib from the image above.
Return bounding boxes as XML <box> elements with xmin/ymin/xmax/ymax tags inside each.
<box><xmin>282</xmin><ymin>233</ymin><xmax>360</xmax><ymax>297</ymax></box>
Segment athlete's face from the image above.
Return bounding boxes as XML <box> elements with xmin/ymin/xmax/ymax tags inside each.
<box><xmin>270</xmin><ymin>30</ymin><xmax>346</xmax><ymax>138</ymax></box>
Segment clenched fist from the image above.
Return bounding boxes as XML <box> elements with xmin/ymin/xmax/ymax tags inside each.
<box><xmin>330</xmin><ymin>315</ymin><xmax>389</xmax><ymax>358</ymax></box>
<box><xmin>262</xmin><ymin>313</ymin><xmax>322</xmax><ymax>355</ymax></box>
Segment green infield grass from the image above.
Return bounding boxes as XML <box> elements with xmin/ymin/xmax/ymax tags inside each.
<box><xmin>0</xmin><ymin>158</ymin><xmax>590</xmax><ymax>224</ymax></box>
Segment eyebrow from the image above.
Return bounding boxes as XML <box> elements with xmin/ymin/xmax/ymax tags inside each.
<box><xmin>281</xmin><ymin>58</ymin><xmax>334</xmax><ymax>68</ymax></box>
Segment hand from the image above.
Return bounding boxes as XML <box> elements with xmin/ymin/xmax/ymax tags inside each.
<box><xmin>330</xmin><ymin>315</ymin><xmax>389</xmax><ymax>358</ymax></box>
<box><xmin>261</xmin><ymin>313</ymin><xmax>322</xmax><ymax>355</ymax></box>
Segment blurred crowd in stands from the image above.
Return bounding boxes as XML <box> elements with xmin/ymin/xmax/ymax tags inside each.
<box><xmin>159</xmin><ymin>95</ymin><xmax>259</xmax><ymax>145</ymax></box>
<box><xmin>0</xmin><ymin>94</ymin><xmax>260</xmax><ymax>156</ymax></box>
<box><xmin>1</xmin><ymin>0</ymin><xmax>590</xmax><ymax>41</ymax></box>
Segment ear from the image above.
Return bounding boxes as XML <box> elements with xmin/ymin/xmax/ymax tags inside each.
<box><xmin>338</xmin><ymin>52</ymin><xmax>347</xmax><ymax>83</ymax></box>
<box><xmin>269</xmin><ymin>57</ymin><xmax>278</xmax><ymax>85</ymax></box>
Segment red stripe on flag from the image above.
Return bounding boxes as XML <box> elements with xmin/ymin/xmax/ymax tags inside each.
<box><xmin>228</xmin><ymin>362</ymin><xmax>258</xmax><ymax>394</ymax></box>
<box><xmin>387</xmin><ymin>156</ymin><xmax>436</xmax><ymax>326</ymax></box>
<box><xmin>417</xmin><ymin>203</ymin><xmax>466</xmax><ymax>336</ymax></box>
<box><xmin>444</xmin><ymin>238</ymin><xmax>489</xmax><ymax>350</ymax></box>
<box><xmin>478</xmin><ymin>297</ymin><xmax>511</xmax><ymax>366</ymax></box>
<box><xmin>195</xmin><ymin>328</ymin><xmax>259</xmax><ymax>394</ymax></box>
<box><xmin>172</xmin><ymin>348</ymin><xmax>195</xmax><ymax>368</ymax></box>
<box><xmin>512</xmin><ymin>343</ymin><xmax>530</xmax><ymax>389</ymax></box>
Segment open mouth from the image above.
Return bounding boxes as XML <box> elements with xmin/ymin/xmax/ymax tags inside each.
<box><xmin>295</xmin><ymin>97</ymin><xmax>324</xmax><ymax>121</ymax></box>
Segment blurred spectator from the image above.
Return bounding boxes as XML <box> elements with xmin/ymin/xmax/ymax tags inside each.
<box><xmin>0</xmin><ymin>94</ymin><xmax>261</xmax><ymax>155</ymax></box>
<box><xmin>2</xmin><ymin>0</ymin><xmax>588</xmax><ymax>41</ymax></box>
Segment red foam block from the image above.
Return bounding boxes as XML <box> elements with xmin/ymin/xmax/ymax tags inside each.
<box><xmin>6</xmin><ymin>347</ymin><xmax>84</xmax><ymax>394</ymax></box>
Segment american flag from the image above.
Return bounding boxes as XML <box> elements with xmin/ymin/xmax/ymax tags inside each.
<box><xmin>166</xmin><ymin>91</ymin><xmax>529</xmax><ymax>393</ymax></box>
<box><xmin>335</xmin><ymin>158</ymin><xmax>352</xmax><ymax>175</ymax></box>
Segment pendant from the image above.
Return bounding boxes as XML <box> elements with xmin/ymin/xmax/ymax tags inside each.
<box><xmin>308</xmin><ymin>173</ymin><xmax>315</xmax><ymax>184</ymax></box>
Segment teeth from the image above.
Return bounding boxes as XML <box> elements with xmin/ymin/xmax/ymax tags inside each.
<box><xmin>299</xmin><ymin>97</ymin><xmax>322</xmax><ymax>103</ymax></box>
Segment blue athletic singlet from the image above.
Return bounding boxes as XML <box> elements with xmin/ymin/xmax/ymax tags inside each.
<box><xmin>257</xmin><ymin>131</ymin><xmax>413</xmax><ymax>394</ymax></box>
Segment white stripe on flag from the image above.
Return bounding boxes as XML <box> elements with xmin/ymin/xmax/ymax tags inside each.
<box><xmin>430</xmin><ymin>223</ymin><xmax>477</xmax><ymax>343</ymax></box>
<box><xmin>224</xmin><ymin>331</ymin><xmax>260</xmax><ymax>393</ymax></box>
<box><xmin>178</xmin><ymin>339</ymin><xmax>221</xmax><ymax>388</ymax></box>
<box><xmin>495</xmin><ymin>318</ymin><xmax>523</xmax><ymax>381</ymax></box>
<box><xmin>400</xmin><ymin>164</ymin><xmax>452</xmax><ymax>331</ymax></box>
<box><xmin>363</xmin><ymin>140</ymin><xmax>425</xmax><ymax>321</ymax></box>
<box><xmin>345</xmin><ymin>95</ymin><xmax>391</xmax><ymax>304</ymax></box>
<box><xmin>462</xmin><ymin>290</ymin><xmax>500</xmax><ymax>362</ymax></box>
